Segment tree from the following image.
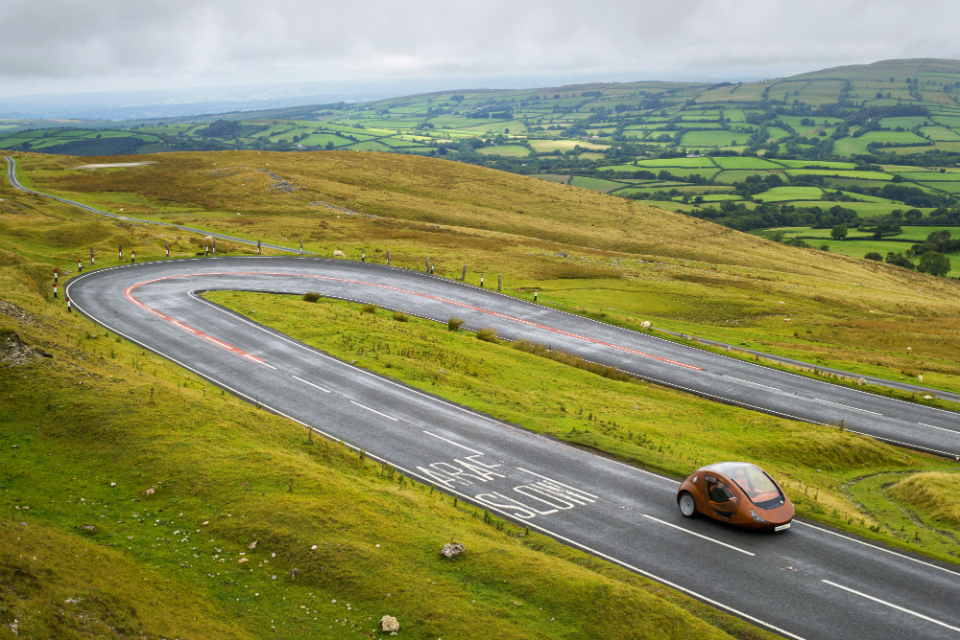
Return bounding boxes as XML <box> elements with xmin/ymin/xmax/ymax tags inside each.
<box><xmin>864</xmin><ymin>252</ymin><xmax>883</xmax><ymax>261</ymax></box>
<box><xmin>831</xmin><ymin>224</ymin><xmax>848</xmax><ymax>240</ymax></box>
<box><xmin>918</xmin><ymin>251</ymin><xmax>951</xmax><ymax>277</ymax></box>
<box><xmin>325</xmin><ymin>142</ymin><xmax>334</xmax><ymax>150</ymax></box>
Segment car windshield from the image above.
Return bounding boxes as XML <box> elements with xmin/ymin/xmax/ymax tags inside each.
<box><xmin>708</xmin><ymin>462</ymin><xmax>782</xmax><ymax>506</ymax></box>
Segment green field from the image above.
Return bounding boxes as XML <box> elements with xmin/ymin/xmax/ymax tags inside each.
<box><xmin>784</xmin><ymin>169</ymin><xmax>893</xmax><ymax>180</ymax></box>
<box><xmin>679</xmin><ymin>130</ymin><xmax>746</xmax><ymax>147</ymax></box>
<box><xmin>569</xmin><ymin>176</ymin><xmax>626</xmax><ymax>192</ymax></box>
<box><xmin>754</xmin><ymin>186</ymin><xmax>824</xmax><ymax>201</ymax></box>
<box><xmin>712</xmin><ymin>157</ymin><xmax>782</xmax><ymax>169</ymax></box>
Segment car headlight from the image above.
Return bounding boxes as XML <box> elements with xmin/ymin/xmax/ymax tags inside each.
<box><xmin>750</xmin><ymin>509</ymin><xmax>768</xmax><ymax>525</ymax></box>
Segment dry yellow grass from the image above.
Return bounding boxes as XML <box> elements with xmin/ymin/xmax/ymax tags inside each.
<box><xmin>889</xmin><ymin>472</ymin><xmax>960</xmax><ymax>529</ymax></box>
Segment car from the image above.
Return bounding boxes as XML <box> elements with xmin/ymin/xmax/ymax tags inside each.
<box><xmin>676</xmin><ymin>461</ymin><xmax>794</xmax><ymax>531</ymax></box>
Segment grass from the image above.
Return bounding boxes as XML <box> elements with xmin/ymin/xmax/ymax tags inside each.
<box><xmin>753</xmin><ymin>186</ymin><xmax>823</xmax><ymax>202</ymax></box>
<box><xmin>783</xmin><ymin>169</ymin><xmax>893</xmax><ymax>181</ymax></box>
<box><xmin>711</xmin><ymin>157</ymin><xmax>782</xmax><ymax>170</ymax></box>
<box><xmin>0</xmin><ymin>182</ymin><xmax>788</xmax><ymax>640</ymax></box>
<box><xmin>205</xmin><ymin>291</ymin><xmax>960</xmax><ymax>565</ymax></box>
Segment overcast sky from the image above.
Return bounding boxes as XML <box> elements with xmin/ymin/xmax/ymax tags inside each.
<box><xmin>3</xmin><ymin>0</ymin><xmax>960</xmax><ymax>99</ymax></box>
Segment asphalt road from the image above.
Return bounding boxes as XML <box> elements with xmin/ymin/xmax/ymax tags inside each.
<box><xmin>7</xmin><ymin>155</ymin><xmax>960</xmax><ymax>639</ymax></box>
<box><xmin>59</xmin><ymin>257</ymin><xmax>960</xmax><ymax>640</ymax></box>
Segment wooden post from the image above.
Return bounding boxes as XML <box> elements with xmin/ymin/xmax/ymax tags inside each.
<box><xmin>362</xmin><ymin>249</ymin><xmax>366</xmax><ymax>262</ymax></box>
<box><xmin>425</xmin><ymin>257</ymin><xmax>430</xmax><ymax>273</ymax></box>
<box><xmin>213</xmin><ymin>238</ymin><xmax>216</xmax><ymax>255</ymax></box>
<box><xmin>498</xmin><ymin>274</ymin><xmax>502</xmax><ymax>292</ymax></box>
<box><xmin>461</xmin><ymin>265</ymin><xmax>467</xmax><ymax>281</ymax></box>
<box><xmin>165</xmin><ymin>240</ymin><xmax>169</xmax><ymax>258</ymax></box>
<box><xmin>387</xmin><ymin>250</ymin><xmax>391</xmax><ymax>266</ymax></box>
<box><xmin>257</xmin><ymin>240</ymin><xmax>261</xmax><ymax>255</ymax></box>
<box><xmin>300</xmin><ymin>240</ymin><xmax>303</xmax><ymax>255</ymax></box>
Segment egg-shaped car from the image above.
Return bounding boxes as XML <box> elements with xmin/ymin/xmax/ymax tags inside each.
<box><xmin>676</xmin><ymin>462</ymin><xmax>793</xmax><ymax>531</ymax></box>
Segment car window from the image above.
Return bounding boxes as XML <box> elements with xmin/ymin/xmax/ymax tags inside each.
<box><xmin>704</xmin><ymin>475</ymin><xmax>738</xmax><ymax>518</ymax></box>
<box><xmin>711</xmin><ymin>462</ymin><xmax>782</xmax><ymax>506</ymax></box>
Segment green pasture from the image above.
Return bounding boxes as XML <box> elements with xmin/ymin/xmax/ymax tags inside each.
<box><xmin>754</xmin><ymin>186</ymin><xmax>824</xmax><ymax>202</ymax></box>
<box><xmin>784</xmin><ymin>169</ymin><xmax>893</xmax><ymax>181</ymax></box>
<box><xmin>775</xmin><ymin>159</ymin><xmax>859</xmax><ymax>170</ymax></box>
<box><xmin>477</xmin><ymin>145</ymin><xmax>531</xmax><ymax>157</ymax></box>
<box><xmin>635</xmin><ymin>157</ymin><xmax>718</xmax><ymax>168</ymax></box>
<box><xmin>712</xmin><ymin>157</ymin><xmax>782</xmax><ymax>170</ymax></box>
<box><xmin>569</xmin><ymin>176</ymin><xmax>627</xmax><ymax>192</ymax></box>
<box><xmin>679</xmin><ymin>130</ymin><xmax>745</xmax><ymax>147</ymax></box>
<box><xmin>713</xmin><ymin>169</ymin><xmax>786</xmax><ymax>183</ymax></box>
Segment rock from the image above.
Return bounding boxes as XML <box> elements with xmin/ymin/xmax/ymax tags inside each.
<box><xmin>248</xmin><ymin>540</ymin><xmax>258</xmax><ymax>549</ymax></box>
<box><xmin>238</xmin><ymin>557</ymin><xmax>248</xmax><ymax>564</ymax></box>
<box><xmin>64</xmin><ymin>597</ymin><xmax>81</xmax><ymax>605</ymax></box>
<box><xmin>80</xmin><ymin>524</ymin><xmax>96</xmax><ymax>531</ymax></box>
<box><xmin>109</xmin><ymin>482</ymin><xmax>116</xmax><ymax>487</ymax></box>
<box><xmin>289</xmin><ymin>568</ymin><xmax>300</xmax><ymax>579</ymax></box>
<box><xmin>440</xmin><ymin>542</ymin><xmax>466</xmax><ymax>558</ymax></box>
<box><xmin>640</xmin><ymin>321</ymin><xmax>652</xmax><ymax>329</ymax></box>
<box><xmin>379</xmin><ymin>615</ymin><xmax>400</xmax><ymax>632</ymax></box>
<box><xmin>143</xmin><ymin>486</ymin><xmax>156</xmax><ymax>496</ymax></box>
<box><xmin>923</xmin><ymin>395</ymin><xmax>933</xmax><ymax>400</ymax></box>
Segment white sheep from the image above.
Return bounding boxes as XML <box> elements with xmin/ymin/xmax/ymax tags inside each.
<box><xmin>640</xmin><ymin>321</ymin><xmax>652</xmax><ymax>329</ymax></box>
<box><xmin>333</xmin><ymin>250</ymin><xmax>346</xmax><ymax>258</ymax></box>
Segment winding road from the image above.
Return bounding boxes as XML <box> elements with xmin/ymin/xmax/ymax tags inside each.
<box><xmin>6</xmin><ymin>156</ymin><xmax>960</xmax><ymax>639</ymax></box>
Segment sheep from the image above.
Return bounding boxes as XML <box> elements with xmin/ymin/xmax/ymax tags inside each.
<box><xmin>333</xmin><ymin>250</ymin><xmax>346</xmax><ymax>258</ymax></box>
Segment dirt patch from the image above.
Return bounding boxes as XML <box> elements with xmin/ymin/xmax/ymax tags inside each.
<box><xmin>0</xmin><ymin>298</ymin><xmax>36</xmax><ymax>324</ymax></box>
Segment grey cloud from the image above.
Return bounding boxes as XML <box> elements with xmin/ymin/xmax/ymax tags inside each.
<box><xmin>2</xmin><ymin>0</ymin><xmax>959</xmax><ymax>98</ymax></box>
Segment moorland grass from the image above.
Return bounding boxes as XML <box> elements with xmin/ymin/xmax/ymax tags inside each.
<box><xmin>0</xmin><ymin>198</ymin><xmax>784</xmax><ymax>640</ymax></box>
<box><xmin>206</xmin><ymin>290</ymin><xmax>960</xmax><ymax>565</ymax></box>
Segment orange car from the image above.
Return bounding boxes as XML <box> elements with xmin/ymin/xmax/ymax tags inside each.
<box><xmin>676</xmin><ymin>462</ymin><xmax>794</xmax><ymax>531</ymax></box>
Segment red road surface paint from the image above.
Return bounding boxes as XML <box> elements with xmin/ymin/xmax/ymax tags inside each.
<box><xmin>124</xmin><ymin>272</ymin><xmax>702</xmax><ymax>371</ymax></box>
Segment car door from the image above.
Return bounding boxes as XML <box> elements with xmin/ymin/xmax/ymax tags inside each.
<box><xmin>704</xmin><ymin>474</ymin><xmax>739</xmax><ymax>520</ymax></box>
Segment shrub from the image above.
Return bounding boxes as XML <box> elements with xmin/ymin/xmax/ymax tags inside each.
<box><xmin>819</xmin><ymin>244</ymin><xmax>830</xmax><ymax>251</ymax></box>
<box><xmin>476</xmin><ymin>327</ymin><xmax>498</xmax><ymax>343</ymax></box>
<box><xmin>392</xmin><ymin>310</ymin><xmax>409</xmax><ymax>322</ymax></box>
<box><xmin>361</xmin><ymin>304</ymin><xmax>377</xmax><ymax>314</ymax></box>
<box><xmin>864</xmin><ymin>252</ymin><xmax>883</xmax><ymax>261</ymax></box>
<box><xmin>302</xmin><ymin>292</ymin><xmax>322</xmax><ymax>302</ymax></box>
<box><xmin>448</xmin><ymin>317</ymin><xmax>465</xmax><ymax>331</ymax></box>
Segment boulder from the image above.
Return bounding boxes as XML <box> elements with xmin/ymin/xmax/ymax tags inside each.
<box><xmin>379</xmin><ymin>615</ymin><xmax>400</xmax><ymax>633</ymax></box>
<box><xmin>440</xmin><ymin>542</ymin><xmax>466</xmax><ymax>559</ymax></box>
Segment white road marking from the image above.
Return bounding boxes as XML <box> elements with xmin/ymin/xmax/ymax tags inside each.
<box><xmin>795</xmin><ymin>521</ymin><xmax>960</xmax><ymax>577</ymax></box>
<box><xmin>517</xmin><ymin>468</ymin><xmax>599</xmax><ymax>499</ymax></box>
<box><xmin>259</xmin><ymin>361</ymin><xmax>276</xmax><ymax>370</ymax></box>
<box><xmin>293</xmin><ymin>376</ymin><xmax>330</xmax><ymax>393</ymax></box>
<box><xmin>423</xmin><ymin>431</ymin><xmax>484</xmax><ymax>455</ymax></box>
<box><xmin>822</xmin><ymin>580</ymin><xmax>960</xmax><ymax>633</ymax></box>
<box><xmin>349</xmin><ymin>401</ymin><xmax>397</xmax><ymax>421</ymax></box>
<box><xmin>814</xmin><ymin>397</ymin><xmax>881</xmax><ymax>415</ymax></box>
<box><xmin>644</xmin><ymin>515</ymin><xmax>755</xmax><ymax>556</ymax></box>
<box><xmin>723</xmin><ymin>375</ymin><xmax>783</xmax><ymax>393</ymax></box>
<box><xmin>918</xmin><ymin>422</ymin><xmax>958</xmax><ymax>434</ymax></box>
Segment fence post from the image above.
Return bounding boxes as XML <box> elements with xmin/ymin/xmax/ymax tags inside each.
<box><xmin>90</xmin><ymin>247</ymin><xmax>95</xmax><ymax>266</ymax></box>
<box><xmin>480</xmin><ymin>273</ymin><xmax>484</xmax><ymax>287</ymax></box>
<box><xmin>132</xmin><ymin>250</ymin><xmax>136</xmax><ymax>263</ymax></box>
<box><xmin>387</xmin><ymin>250</ymin><xmax>391</xmax><ymax>266</ymax></box>
<box><xmin>534</xmin><ymin>288</ymin><xmax>538</xmax><ymax>302</ymax></box>
<box><xmin>257</xmin><ymin>240</ymin><xmax>261</xmax><ymax>255</ymax></box>
<box><xmin>119</xmin><ymin>244</ymin><xmax>123</xmax><ymax>261</ymax></box>
<box><xmin>300</xmin><ymin>240</ymin><xmax>303</xmax><ymax>255</ymax></box>
<box><xmin>77</xmin><ymin>258</ymin><xmax>83</xmax><ymax>273</ymax></box>
<box><xmin>425</xmin><ymin>257</ymin><xmax>430</xmax><ymax>273</ymax></box>
<box><xmin>165</xmin><ymin>240</ymin><xmax>169</xmax><ymax>258</ymax></box>
<box><xmin>362</xmin><ymin>249</ymin><xmax>366</xmax><ymax>262</ymax></box>
<box><xmin>66</xmin><ymin>296</ymin><xmax>72</xmax><ymax>313</ymax></box>
<box><xmin>213</xmin><ymin>238</ymin><xmax>216</xmax><ymax>255</ymax></box>
<box><xmin>461</xmin><ymin>265</ymin><xmax>467</xmax><ymax>281</ymax></box>
<box><xmin>53</xmin><ymin>282</ymin><xmax>58</xmax><ymax>299</ymax></box>
<box><xmin>498</xmin><ymin>274</ymin><xmax>502</xmax><ymax>291</ymax></box>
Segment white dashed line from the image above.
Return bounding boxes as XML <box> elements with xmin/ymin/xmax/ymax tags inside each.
<box><xmin>423</xmin><ymin>431</ymin><xmax>484</xmax><ymax>455</ymax></box>
<box><xmin>293</xmin><ymin>376</ymin><xmax>330</xmax><ymax>393</ymax></box>
<box><xmin>643</xmin><ymin>515</ymin><xmax>756</xmax><ymax>556</ymax></box>
<box><xmin>350</xmin><ymin>401</ymin><xmax>397</xmax><ymax>421</ymax></box>
<box><xmin>814</xmin><ymin>397</ymin><xmax>881</xmax><ymax>415</ymax></box>
<box><xmin>918</xmin><ymin>422</ymin><xmax>958</xmax><ymax>434</ymax></box>
<box><xmin>822</xmin><ymin>580</ymin><xmax>960</xmax><ymax>632</ymax></box>
<box><xmin>259</xmin><ymin>361</ymin><xmax>276</xmax><ymax>370</ymax></box>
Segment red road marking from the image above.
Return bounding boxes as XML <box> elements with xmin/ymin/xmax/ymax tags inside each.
<box><xmin>124</xmin><ymin>272</ymin><xmax>701</xmax><ymax>371</ymax></box>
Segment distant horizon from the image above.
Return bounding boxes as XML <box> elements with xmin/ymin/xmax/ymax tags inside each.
<box><xmin>0</xmin><ymin>58</ymin><xmax>929</xmax><ymax>122</ymax></box>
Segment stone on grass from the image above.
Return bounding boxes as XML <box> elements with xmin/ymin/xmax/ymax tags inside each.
<box><xmin>289</xmin><ymin>568</ymin><xmax>300</xmax><ymax>579</ymax></box>
<box><xmin>440</xmin><ymin>542</ymin><xmax>466</xmax><ymax>558</ymax></box>
<box><xmin>379</xmin><ymin>615</ymin><xmax>400</xmax><ymax>632</ymax></box>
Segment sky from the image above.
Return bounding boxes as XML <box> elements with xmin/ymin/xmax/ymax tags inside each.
<box><xmin>2</xmin><ymin>0</ymin><xmax>960</xmax><ymax>107</ymax></box>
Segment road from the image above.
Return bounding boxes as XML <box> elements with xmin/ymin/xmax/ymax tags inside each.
<box><xmin>6</xmin><ymin>155</ymin><xmax>960</xmax><ymax>639</ymax></box>
<box><xmin>60</xmin><ymin>258</ymin><xmax>960</xmax><ymax>640</ymax></box>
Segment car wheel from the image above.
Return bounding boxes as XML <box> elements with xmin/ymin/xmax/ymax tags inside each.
<box><xmin>678</xmin><ymin>492</ymin><xmax>697</xmax><ymax>518</ymax></box>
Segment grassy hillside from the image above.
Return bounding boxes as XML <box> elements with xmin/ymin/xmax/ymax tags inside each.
<box><xmin>13</xmin><ymin>150</ymin><xmax>960</xmax><ymax>398</ymax></box>
<box><xmin>0</xmin><ymin>172</ymin><xmax>780</xmax><ymax>639</ymax></box>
